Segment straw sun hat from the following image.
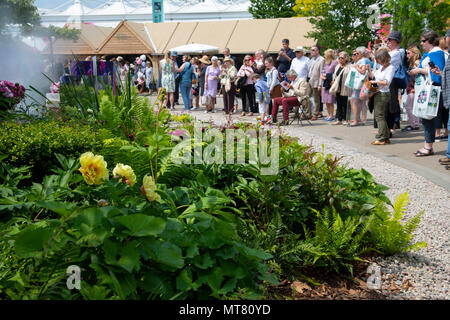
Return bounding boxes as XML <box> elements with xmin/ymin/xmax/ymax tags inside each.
<box><xmin>223</xmin><ymin>57</ymin><xmax>234</xmax><ymax>65</ymax></box>
<box><xmin>199</xmin><ymin>55</ymin><xmax>211</xmax><ymax>64</ymax></box>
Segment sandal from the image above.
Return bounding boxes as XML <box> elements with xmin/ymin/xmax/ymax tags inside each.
<box><xmin>241</xmin><ymin>112</ymin><xmax>246</xmax><ymax>116</ymax></box>
<box><xmin>371</xmin><ymin>139</ymin><xmax>391</xmax><ymax>145</ymax></box>
<box><xmin>414</xmin><ymin>148</ymin><xmax>434</xmax><ymax>157</ymax></box>
<box><xmin>311</xmin><ymin>116</ymin><xmax>318</xmax><ymax>121</ymax></box>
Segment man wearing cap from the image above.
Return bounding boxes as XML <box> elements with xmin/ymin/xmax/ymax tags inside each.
<box><xmin>289</xmin><ymin>46</ymin><xmax>310</xmax><ymax>81</ymax></box>
<box><xmin>385</xmin><ymin>31</ymin><xmax>405</xmax><ymax>130</ymax></box>
<box><xmin>308</xmin><ymin>45</ymin><xmax>325</xmax><ymax>119</ymax></box>
<box><xmin>432</xmin><ymin>30</ymin><xmax>450</xmax><ymax>170</ymax></box>
<box><xmin>277</xmin><ymin>39</ymin><xmax>296</xmax><ymax>74</ymax></box>
<box><xmin>171</xmin><ymin>51</ymin><xmax>181</xmax><ymax>107</ymax></box>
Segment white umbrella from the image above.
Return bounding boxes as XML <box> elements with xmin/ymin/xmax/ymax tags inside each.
<box><xmin>169</xmin><ymin>43</ymin><xmax>219</xmax><ymax>55</ymax></box>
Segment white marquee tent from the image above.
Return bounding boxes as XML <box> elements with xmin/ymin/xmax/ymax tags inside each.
<box><xmin>39</xmin><ymin>0</ymin><xmax>253</xmax><ymax>28</ymax></box>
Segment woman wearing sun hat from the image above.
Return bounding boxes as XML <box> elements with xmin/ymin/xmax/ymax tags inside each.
<box><xmin>219</xmin><ymin>56</ymin><xmax>238</xmax><ymax>115</ymax></box>
<box><xmin>198</xmin><ymin>55</ymin><xmax>211</xmax><ymax>99</ymax></box>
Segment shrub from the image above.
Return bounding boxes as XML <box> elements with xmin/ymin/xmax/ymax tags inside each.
<box><xmin>0</xmin><ymin>158</ymin><xmax>276</xmax><ymax>300</ymax></box>
<box><xmin>0</xmin><ymin>120</ymin><xmax>101</xmax><ymax>183</ymax></box>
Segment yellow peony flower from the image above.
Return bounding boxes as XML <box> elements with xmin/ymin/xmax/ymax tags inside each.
<box><xmin>113</xmin><ymin>163</ymin><xmax>137</xmax><ymax>186</ymax></box>
<box><xmin>141</xmin><ymin>175</ymin><xmax>161</xmax><ymax>203</ymax></box>
<box><xmin>79</xmin><ymin>152</ymin><xmax>109</xmax><ymax>185</ymax></box>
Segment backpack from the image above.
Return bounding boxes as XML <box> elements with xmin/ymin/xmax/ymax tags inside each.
<box><xmin>393</xmin><ymin>49</ymin><xmax>410</xmax><ymax>89</ymax></box>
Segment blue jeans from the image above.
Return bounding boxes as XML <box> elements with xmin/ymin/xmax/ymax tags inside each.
<box><xmin>421</xmin><ymin>118</ymin><xmax>436</xmax><ymax>144</ymax></box>
<box><xmin>180</xmin><ymin>82</ymin><xmax>191</xmax><ymax>110</ymax></box>
<box><xmin>447</xmin><ymin>114</ymin><xmax>450</xmax><ymax>158</ymax></box>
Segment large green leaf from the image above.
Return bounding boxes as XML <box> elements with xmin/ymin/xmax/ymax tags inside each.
<box><xmin>176</xmin><ymin>269</ymin><xmax>193</xmax><ymax>291</ymax></box>
<box><xmin>116</xmin><ymin>241</ymin><xmax>141</xmax><ymax>273</ymax></box>
<box><xmin>115</xmin><ymin>214</ymin><xmax>166</xmax><ymax>237</ymax></box>
<box><xmin>37</xmin><ymin>201</ymin><xmax>77</xmax><ymax>216</ymax></box>
<box><xmin>142</xmin><ymin>239</ymin><xmax>184</xmax><ymax>269</ymax></box>
<box><xmin>14</xmin><ymin>226</ymin><xmax>53</xmax><ymax>258</ymax></box>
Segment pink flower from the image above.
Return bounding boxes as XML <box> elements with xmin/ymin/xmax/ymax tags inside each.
<box><xmin>168</xmin><ymin>129</ymin><xmax>186</xmax><ymax>137</ymax></box>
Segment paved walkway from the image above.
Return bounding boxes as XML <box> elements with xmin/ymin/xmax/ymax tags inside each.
<box><xmin>148</xmin><ymin>94</ymin><xmax>450</xmax><ymax>191</ymax></box>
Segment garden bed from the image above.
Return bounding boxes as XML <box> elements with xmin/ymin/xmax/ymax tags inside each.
<box><xmin>0</xmin><ymin>78</ymin><xmax>429</xmax><ymax>300</ymax></box>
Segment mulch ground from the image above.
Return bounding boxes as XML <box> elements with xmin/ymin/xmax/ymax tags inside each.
<box><xmin>267</xmin><ymin>259</ymin><xmax>392</xmax><ymax>300</ymax></box>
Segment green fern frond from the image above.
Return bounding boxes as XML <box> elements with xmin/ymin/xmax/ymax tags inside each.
<box><xmin>392</xmin><ymin>191</ymin><xmax>409</xmax><ymax>221</ymax></box>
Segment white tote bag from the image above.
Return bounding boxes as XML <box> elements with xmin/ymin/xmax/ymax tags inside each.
<box><xmin>201</xmin><ymin>95</ymin><xmax>212</xmax><ymax>106</ymax></box>
<box><xmin>412</xmin><ymin>71</ymin><xmax>441</xmax><ymax>120</ymax></box>
<box><xmin>344</xmin><ymin>66</ymin><xmax>366</xmax><ymax>90</ymax></box>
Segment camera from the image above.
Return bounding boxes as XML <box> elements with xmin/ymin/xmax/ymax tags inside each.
<box><xmin>428</xmin><ymin>61</ymin><xmax>436</xmax><ymax>69</ymax></box>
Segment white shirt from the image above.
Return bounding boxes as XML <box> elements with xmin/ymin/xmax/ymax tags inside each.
<box><xmin>374</xmin><ymin>64</ymin><xmax>395</xmax><ymax>93</ymax></box>
<box><xmin>145</xmin><ymin>67</ymin><xmax>153</xmax><ymax>86</ymax></box>
<box><xmin>266</xmin><ymin>67</ymin><xmax>280</xmax><ymax>91</ymax></box>
<box><xmin>389</xmin><ymin>48</ymin><xmax>404</xmax><ymax>71</ymax></box>
<box><xmin>289</xmin><ymin>56</ymin><xmax>310</xmax><ymax>80</ymax></box>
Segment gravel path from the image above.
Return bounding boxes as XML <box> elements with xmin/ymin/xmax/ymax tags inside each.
<box><xmin>185</xmin><ymin>110</ymin><xmax>450</xmax><ymax>300</ymax></box>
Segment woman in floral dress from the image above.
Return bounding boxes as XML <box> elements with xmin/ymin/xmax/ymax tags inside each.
<box><xmin>160</xmin><ymin>51</ymin><xmax>176</xmax><ymax>109</ymax></box>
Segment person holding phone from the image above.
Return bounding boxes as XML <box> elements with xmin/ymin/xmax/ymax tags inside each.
<box><xmin>409</xmin><ymin>30</ymin><xmax>446</xmax><ymax>157</ymax></box>
<box><xmin>277</xmin><ymin>39</ymin><xmax>295</xmax><ymax>74</ymax></box>
<box><xmin>367</xmin><ymin>49</ymin><xmax>395</xmax><ymax>145</ymax></box>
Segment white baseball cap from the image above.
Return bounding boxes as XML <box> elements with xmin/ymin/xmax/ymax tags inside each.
<box><xmin>294</xmin><ymin>46</ymin><xmax>304</xmax><ymax>52</ymax></box>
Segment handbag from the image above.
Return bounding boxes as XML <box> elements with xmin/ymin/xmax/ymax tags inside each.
<box><xmin>412</xmin><ymin>71</ymin><xmax>441</xmax><ymax>120</ymax></box>
<box><xmin>323</xmin><ymin>73</ymin><xmax>333</xmax><ymax>90</ymax></box>
<box><xmin>235</xmin><ymin>74</ymin><xmax>247</xmax><ymax>88</ymax></box>
<box><xmin>329</xmin><ymin>71</ymin><xmax>342</xmax><ymax>95</ymax></box>
<box><xmin>344</xmin><ymin>66</ymin><xmax>366</xmax><ymax>90</ymax></box>
<box><xmin>201</xmin><ymin>95</ymin><xmax>212</xmax><ymax>106</ymax></box>
<box><xmin>393</xmin><ymin>50</ymin><xmax>410</xmax><ymax>89</ymax></box>
<box><xmin>270</xmin><ymin>84</ymin><xmax>283</xmax><ymax>98</ymax></box>
<box><xmin>225</xmin><ymin>80</ymin><xmax>231</xmax><ymax>93</ymax></box>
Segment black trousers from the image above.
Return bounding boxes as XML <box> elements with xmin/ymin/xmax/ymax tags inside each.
<box><xmin>388</xmin><ymin>81</ymin><xmax>400</xmax><ymax>129</ymax></box>
<box><xmin>434</xmin><ymin>101</ymin><xmax>449</xmax><ymax>129</ymax></box>
<box><xmin>241</xmin><ymin>84</ymin><xmax>257</xmax><ymax>113</ymax></box>
<box><xmin>223</xmin><ymin>85</ymin><xmax>236</xmax><ymax>114</ymax></box>
<box><xmin>335</xmin><ymin>93</ymin><xmax>348</xmax><ymax>122</ymax></box>
<box><xmin>173</xmin><ymin>76</ymin><xmax>181</xmax><ymax>104</ymax></box>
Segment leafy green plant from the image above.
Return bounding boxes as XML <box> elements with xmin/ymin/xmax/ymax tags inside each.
<box><xmin>0</xmin><ymin>158</ymin><xmax>276</xmax><ymax>300</ymax></box>
<box><xmin>0</xmin><ymin>120</ymin><xmax>101</xmax><ymax>183</ymax></box>
<box><xmin>368</xmin><ymin>192</ymin><xmax>426</xmax><ymax>255</ymax></box>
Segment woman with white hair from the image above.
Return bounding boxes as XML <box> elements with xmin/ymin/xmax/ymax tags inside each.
<box><xmin>204</xmin><ymin>56</ymin><xmax>221</xmax><ymax>113</ymax></box>
<box><xmin>349</xmin><ymin>46</ymin><xmax>368</xmax><ymax>126</ymax></box>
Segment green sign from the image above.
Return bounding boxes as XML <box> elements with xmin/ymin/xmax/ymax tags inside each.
<box><xmin>152</xmin><ymin>0</ymin><xmax>164</xmax><ymax>23</ymax></box>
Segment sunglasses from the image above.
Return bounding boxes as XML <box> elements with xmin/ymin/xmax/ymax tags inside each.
<box><xmin>352</xmin><ymin>53</ymin><xmax>359</xmax><ymax>56</ymax></box>
<box><xmin>420</xmin><ymin>39</ymin><xmax>427</xmax><ymax>43</ymax></box>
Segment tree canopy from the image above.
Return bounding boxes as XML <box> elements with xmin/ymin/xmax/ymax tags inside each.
<box><xmin>0</xmin><ymin>0</ymin><xmax>80</xmax><ymax>41</ymax></box>
<box><xmin>294</xmin><ymin>0</ymin><xmax>384</xmax><ymax>52</ymax></box>
<box><xmin>0</xmin><ymin>0</ymin><xmax>41</xmax><ymax>37</ymax></box>
<box><xmin>386</xmin><ymin>0</ymin><xmax>449</xmax><ymax>47</ymax></box>
<box><xmin>249</xmin><ymin>0</ymin><xmax>296</xmax><ymax>19</ymax></box>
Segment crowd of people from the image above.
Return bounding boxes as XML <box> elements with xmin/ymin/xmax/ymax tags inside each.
<box><xmin>153</xmin><ymin>32</ymin><xmax>450</xmax><ymax>171</ymax></box>
<box><xmin>80</xmin><ymin>30</ymin><xmax>449</xmax><ymax>171</ymax></box>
